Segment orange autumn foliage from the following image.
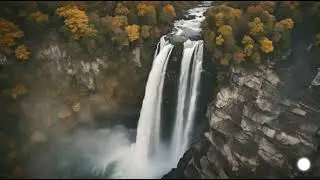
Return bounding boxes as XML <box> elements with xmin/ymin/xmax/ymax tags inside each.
<box><xmin>125</xmin><ymin>24</ymin><xmax>140</xmax><ymax>42</ymax></box>
<box><xmin>217</xmin><ymin>25</ymin><xmax>233</xmax><ymax>37</ymax></box>
<box><xmin>29</xmin><ymin>11</ymin><xmax>49</xmax><ymax>23</ymax></box>
<box><xmin>0</xmin><ymin>18</ymin><xmax>24</xmax><ymax>54</ymax></box>
<box><xmin>163</xmin><ymin>4</ymin><xmax>176</xmax><ymax>17</ymax></box>
<box><xmin>259</xmin><ymin>37</ymin><xmax>273</xmax><ymax>53</ymax></box>
<box><xmin>110</xmin><ymin>16</ymin><xmax>128</xmax><ymax>29</ymax></box>
<box><xmin>15</xmin><ymin>45</ymin><xmax>30</xmax><ymax>60</ymax></box>
<box><xmin>249</xmin><ymin>17</ymin><xmax>264</xmax><ymax>34</ymax></box>
<box><xmin>56</xmin><ymin>5</ymin><xmax>97</xmax><ymax>38</ymax></box>
<box><xmin>137</xmin><ymin>3</ymin><xmax>156</xmax><ymax>16</ymax></box>
<box><xmin>275</xmin><ymin>18</ymin><xmax>294</xmax><ymax>32</ymax></box>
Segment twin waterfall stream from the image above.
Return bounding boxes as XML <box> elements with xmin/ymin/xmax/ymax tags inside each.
<box><xmin>98</xmin><ymin>2</ymin><xmax>212</xmax><ymax>178</ymax></box>
<box><xmin>134</xmin><ymin>37</ymin><xmax>204</xmax><ymax>177</ymax></box>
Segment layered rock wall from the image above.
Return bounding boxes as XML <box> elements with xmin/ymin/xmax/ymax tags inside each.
<box><xmin>164</xmin><ymin>65</ymin><xmax>320</xmax><ymax>178</ymax></box>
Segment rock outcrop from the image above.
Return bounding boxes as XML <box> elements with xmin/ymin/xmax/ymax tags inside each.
<box><xmin>164</xmin><ymin>65</ymin><xmax>320</xmax><ymax>178</ymax></box>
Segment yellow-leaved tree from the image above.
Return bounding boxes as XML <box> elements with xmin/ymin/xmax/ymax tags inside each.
<box><xmin>216</xmin><ymin>34</ymin><xmax>224</xmax><ymax>45</ymax></box>
<box><xmin>249</xmin><ymin>17</ymin><xmax>264</xmax><ymax>35</ymax></box>
<box><xmin>56</xmin><ymin>5</ymin><xmax>97</xmax><ymax>38</ymax></box>
<box><xmin>136</xmin><ymin>3</ymin><xmax>157</xmax><ymax>25</ymax></box>
<box><xmin>125</xmin><ymin>24</ymin><xmax>140</xmax><ymax>42</ymax></box>
<box><xmin>274</xmin><ymin>18</ymin><xmax>294</xmax><ymax>32</ymax></box>
<box><xmin>137</xmin><ymin>3</ymin><xmax>156</xmax><ymax>16</ymax></box>
<box><xmin>259</xmin><ymin>37</ymin><xmax>273</xmax><ymax>53</ymax></box>
<box><xmin>202</xmin><ymin>2</ymin><xmax>297</xmax><ymax>66</ymax></box>
<box><xmin>15</xmin><ymin>45</ymin><xmax>31</xmax><ymax>61</ymax></box>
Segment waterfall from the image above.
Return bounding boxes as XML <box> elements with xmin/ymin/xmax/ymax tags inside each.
<box><xmin>170</xmin><ymin>40</ymin><xmax>204</xmax><ymax>162</ymax></box>
<box><xmin>134</xmin><ymin>36</ymin><xmax>173</xmax><ymax>164</ymax></box>
<box><xmin>154</xmin><ymin>36</ymin><xmax>168</xmax><ymax>59</ymax></box>
<box><xmin>182</xmin><ymin>40</ymin><xmax>203</xmax><ymax>152</ymax></box>
<box><xmin>132</xmin><ymin>37</ymin><xmax>203</xmax><ymax>177</ymax></box>
<box><xmin>109</xmin><ymin>36</ymin><xmax>204</xmax><ymax>178</ymax></box>
<box><xmin>105</xmin><ymin>2</ymin><xmax>211</xmax><ymax>178</ymax></box>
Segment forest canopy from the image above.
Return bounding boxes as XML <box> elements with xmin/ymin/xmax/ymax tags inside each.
<box><xmin>0</xmin><ymin>1</ymin><xmax>198</xmax><ymax>61</ymax></box>
<box><xmin>202</xmin><ymin>1</ymin><xmax>320</xmax><ymax>67</ymax></box>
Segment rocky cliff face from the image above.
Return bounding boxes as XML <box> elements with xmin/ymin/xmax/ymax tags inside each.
<box><xmin>3</xmin><ymin>30</ymin><xmax>147</xmax><ymax>134</ymax></box>
<box><xmin>164</xmin><ymin>64</ymin><xmax>320</xmax><ymax>178</ymax></box>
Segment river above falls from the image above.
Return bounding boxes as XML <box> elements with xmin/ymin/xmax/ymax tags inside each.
<box><xmin>168</xmin><ymin>1</ymin><xmax>213</xmax><ymax>43</ymax></box>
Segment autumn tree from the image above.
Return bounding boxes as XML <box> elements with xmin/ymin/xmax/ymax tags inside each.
<box><xmin>115</xmin><ymin>3</ymin><xmax>130</xmax><ymax>16</ymax></box>
<box><xmin>125</xmin><ymin>24</ymin><xmax>140</xmax><ymax>42</ymax></box>
<box><xmin>159</xmin><ymin>4</ymin><xmax>177</xmax><ymax>24</ymax></box>
<box><xmin>203</xmin><ymin>2</ymin><xmax>296</xmax><ymax>66</ymax></box>
<box><xmin>29</xmin><ymin>11</ymin><xmax>49</xmax><ymax>23</ymax></box>
<box><xmin>141</xmin><ymin>25</ymin><xmax>152</xmax><ymax>39</ymax></box>
<box><xmin>56</xmin><ymin>4</ymin><xmax>97</xmax><ymax>38</ymax></box>
<box><xmin>0</xmin><ymin>18</ymin><xmax>24</xmax><ymax>55</ymax></box>
<box><xmin>249</xmin><ymin>17</ymin><xmax>264</xmax><ymax>35</ymax></box>
<box><xmin>137</xmin><ymin>3</ymin><xmax>157</xmax><ymax>25</ymax></box>
<box><xmin>15</xmin><ymin>45</ymin><xmax>31</xmax><ymax>61</ymax></box>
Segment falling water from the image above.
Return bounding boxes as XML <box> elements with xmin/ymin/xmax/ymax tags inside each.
<box><xmin>182</xmin><ymin>40</ymin><xmax>203</xmax><ymax>152</ymax></box>
<box><xmin>134</xmin><ymin>37</ymin><xmax>173</xmax><ymax>163</ymax></box>
<box><xmin>111</xmin><ymin>37</ymin><xmax>204</xmax><ymax>179</ymax></box>
<box><xmin>170</xmin><ymin>40</ymin><xmax>203</xmax><ymax>160</ymax></box>
<box><xmin>100</xmin><ymin>2</ymin><xmax>211</xmax><ymax>178</ymax></box>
